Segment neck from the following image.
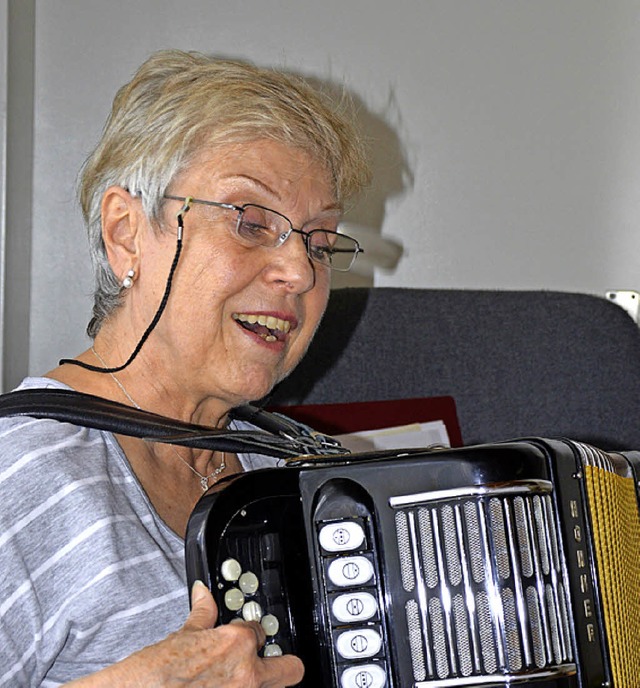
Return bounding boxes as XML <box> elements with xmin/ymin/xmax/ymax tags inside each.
<box><xmin>47</xmin><ymin>345</ymin><xmax>246</xmax><ymax>535</ymax></box>
<box><xmin>92</xmin><ymin>345</ymin><xmax>232</xmax><ymax>487</ymax></box>
<box><xmin>53</xmin><ymin>334</ymin><xmax>232</xmax><ymax>427</ymax></box>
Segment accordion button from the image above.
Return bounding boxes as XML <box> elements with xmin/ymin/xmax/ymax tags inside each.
<box><xmin>224</xmin><ymin>587</ymin><xmax>245</xmax><ymax>611</ymax></box>
<box><xmin>328</xmin><ymin>556</ymin><xmax>374</xmax><ymax>587</ymax></box>
<box><xmin>332</xmin><ymin>592</ymin><xmax>378</xmax><ymax>622</ymax></box>
<box><xmin>242</xmin><ymin>600</ymin><xmax>263</xmax><ymax>622</ymax></box>
<box><xmin>336</xmin><ymin>628</ymin><xmax>382</xmax><ymax>660</ymax></box>
<box><xmin>264</xmin><ymin>643</ymin><xmax>283</xmax><ymax>657</ymax></box>
<box><xmin>261</xmin><ymin>614</ymin><xmax>280</xmax><ymax>636</ymax></box>
<box><xmin>340</xmin><ymin>664</ymin><xmax>387</xmax><ymax>688</ymax></box>
<box><xmin>319</xmin><ymin>521</ymin><xmax>366</xmax><ymax>552</ymax></box>
<box><xmin>221</xmin><ymin>558</ymin><xmax>242</xmax><ymax>582</ymax></box>
<box><xmin>239</xmin><ymin>571</ymin><xmax>259</xmax><ymax>595</ymax></box>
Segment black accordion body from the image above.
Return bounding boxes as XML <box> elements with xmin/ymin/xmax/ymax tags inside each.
<box><xmin>185</xmin><ymin>438</ymin><xmax>640</xmax><ymax>687</ymax></box>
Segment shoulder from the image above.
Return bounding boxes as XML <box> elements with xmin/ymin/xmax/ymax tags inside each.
<box><xmin>0</xmin><ymin>385</ymin><xmax>119</xmax><ymax>477</ymax></box>
<box><xmin>0</xmin><ymin>378</ymin><xmax>133</xmax><ymax>515</ymax></box>
<box><xmin>0</xmin><ymin>376</ymin><xmax>116</xmax><ymax>461</ymax></box>
<box><xmin>0</xmin><ymin>408</ymin><xmax>104</xmax><ymax>452</ymax></box>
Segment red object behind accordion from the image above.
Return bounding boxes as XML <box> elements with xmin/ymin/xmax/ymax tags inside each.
<box><xmin>268</xmin><ymin>396</ymin><xmax>463</xmax><ymax>448</ymax></box>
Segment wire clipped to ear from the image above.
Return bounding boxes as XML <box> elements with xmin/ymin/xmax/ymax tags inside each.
<box><xmin>59</xmin><ymin>197</ymin><xmax>193</xmax><ymax>374</ymax></box>
<box><xmin>175</xmin><ymin>196</ymin><xmax>193</xmax><ymax>241</ymax></box>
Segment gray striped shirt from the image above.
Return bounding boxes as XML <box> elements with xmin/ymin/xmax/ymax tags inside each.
<box><xmin>0</xmin><ymin>377</ymin><xmax>280</xmax><ymax>686</ymax></box>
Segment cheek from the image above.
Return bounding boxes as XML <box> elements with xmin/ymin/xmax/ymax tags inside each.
<box><xmin>181</xmin><ymin>240</ymin><xmax>246</xmax><ymax>294</ymax></box>
<box><xmin>164</xmin><ymin>258</ymin><xmax>242</xmax><ymax>337</ymax></box>
<box><xmin>298</xmin><ymin>279</ymin><xmax>331</xmax><ymax>343</ymax></box>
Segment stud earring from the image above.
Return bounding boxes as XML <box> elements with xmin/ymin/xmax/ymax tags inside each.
<box><xmin>122</xmin><ymin>269</ymin><xmax>135</xmax><ymax>289</ymax></box>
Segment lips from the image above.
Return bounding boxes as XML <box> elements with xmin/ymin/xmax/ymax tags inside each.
<box><xmin>232</xmin><ymin>313</ymin><xmax>293</xmax><ymax>343</ymax></box>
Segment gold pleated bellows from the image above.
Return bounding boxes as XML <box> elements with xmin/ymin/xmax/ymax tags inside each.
<box><xmin>583</xmin><ymin>450</ymin><xmax>640</xmax><ymax>687</ymax></box>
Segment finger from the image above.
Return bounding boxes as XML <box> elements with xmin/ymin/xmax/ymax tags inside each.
<box><xmin>262</xmin><ymin>654</ymin><xmax>305</xmax><ymax>687</ymax></box>
<box><xmin>239</xmin><ymin>619</ymin><xmax>267</xmax><ymax>650</ymax></box>
<box><xmin>183</xmin><ymin>580</ymin><xmax>218</xmax><ymax>632</ymax></box>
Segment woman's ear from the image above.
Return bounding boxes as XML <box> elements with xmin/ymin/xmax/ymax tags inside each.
<box><xmin>101</xmin><ymin>186</ymin><xmax>144</xmax><ymax>280</ymax></box>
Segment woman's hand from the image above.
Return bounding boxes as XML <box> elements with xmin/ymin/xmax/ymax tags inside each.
<box><xmin>67</xmin><ymin>581</ymin><xmax>305</xmax><ymax>687</ymax></box>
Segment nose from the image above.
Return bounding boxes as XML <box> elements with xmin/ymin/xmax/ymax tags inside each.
<box><xmin>263</xmin><ymin>230</ymin><xmax>317</xmax><ymax>293</ymax></box>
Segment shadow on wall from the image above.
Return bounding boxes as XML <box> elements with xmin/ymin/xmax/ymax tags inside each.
<box><xmin>305</xmin><ymin>78</ymin><xmax>413</xmax><ymax>288</ymax></box>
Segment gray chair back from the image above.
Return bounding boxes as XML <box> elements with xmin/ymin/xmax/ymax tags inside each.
<box><xmin>268</xmin><ymin>288</ymin><xmax>640</xmax><ymax>450</ymax></box>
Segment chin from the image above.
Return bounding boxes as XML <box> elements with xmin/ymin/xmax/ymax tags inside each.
<box><xmin>226</xmin><ymin>355</ymin><xmax>300</xmax><ymax>405</ymax></box>
<box><xmin>232</xmin><ymin>374</ymin><xmax>281</xmax><ymax>406</ymax></box>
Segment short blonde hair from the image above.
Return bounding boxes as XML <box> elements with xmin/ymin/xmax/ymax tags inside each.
<box><xmin>80</xmin><ymin>49</ymin><xmax>371</xmax><ymax>336</ymax></box>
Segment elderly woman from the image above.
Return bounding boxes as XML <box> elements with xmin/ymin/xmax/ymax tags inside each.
<box><xmin>0</xmin><ymin>50</ymin><xmax>369</xmax><ymax>686</ymax></box>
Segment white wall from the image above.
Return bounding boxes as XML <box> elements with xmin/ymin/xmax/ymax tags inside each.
<box><xmin>5</xmin><ymin>0</ymin><xmax>640</xmax><ymax>387</ymax></box>
<box><xmin>2</xmin><ymin>0</ymin><xmax>34</xmax><ymax>392</ymax></box>
<box><xmin>0</xmin><ymin>0</ymin><xmax>7</xmax><ymax>387</ymax></box>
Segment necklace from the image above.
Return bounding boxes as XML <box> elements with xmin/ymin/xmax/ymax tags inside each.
<box><xmin>90</xmin><ymin>346</ymin><xmax>226</xmax><ymax>491</ymax></box>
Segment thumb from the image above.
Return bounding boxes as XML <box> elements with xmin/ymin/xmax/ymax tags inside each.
<box><xmin>183</xmin><ymin>580</ymin><xmax>218</xmax><ymax>632</ymax></box>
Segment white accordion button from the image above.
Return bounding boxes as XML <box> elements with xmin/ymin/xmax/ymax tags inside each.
<box><xmin>238</xmin><ymin>571</ymin><xmax>259</xmax><ymax>595</ymax></box>
<box><xmin>221</xmin><ymin>558</ymin><xmax>242</xmax><ymax>582</ymax></box>
<box><xmin>336</xmin><ymin>628</ymin><xmax>382</xmax><ymax>659</ymax></box>
<box><xmin>340</xmin><ymin>663</ymin><xmax>387</xmax><ymax>688</ymax></box>
<box><xmin>241</xmin><ymin>600</ymin><xmax>263</xmax><ymax>622</ymax></box>
<box><xmin>332</xmin><ymin>592</ymin><xmax>378</xmax><ymax>623</ymax></box>
<box><xmin>264</xmin><ymin>643</ymin><xmax>283</xmax><ymax>657</ymax></box>
<box><xmin>224</xmin><ymin>587</ymin><xmax>245</xmax><ymax>611</ymax></box>
<box><xmin>319</xmin><ymin>521</ymin><xmax>366</xmax><ymax>552</ymax></box>
<box><xmin>260</xmin><ymin>613</ymin><xmax>280</xmax><ymax>636</ymax></box>
<box><xmin>327</xmin><ymin>556</ymin><xmax>374</xmax><ymax>587</ymax></box>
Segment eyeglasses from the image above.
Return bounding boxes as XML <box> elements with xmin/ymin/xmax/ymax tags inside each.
<box><xmin>164</xmin><ymin>195</ymin><xmax>363</xmax><ymax>272</ymax></box>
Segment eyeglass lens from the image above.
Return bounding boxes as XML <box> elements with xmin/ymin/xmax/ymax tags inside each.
<box><xmin>236</xmin><ymin>205</ymin><xmax>358</xmax><ymax>271</ymax></box>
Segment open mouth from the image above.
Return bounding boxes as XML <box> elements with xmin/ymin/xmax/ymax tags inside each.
<box><xmin>232</xmin><ymin>313</ymin><xmax>292</xmax><ymax>343</ymax></box>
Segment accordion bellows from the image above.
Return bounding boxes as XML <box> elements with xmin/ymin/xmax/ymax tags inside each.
<box><xmin>583</xmin><ymin>451</ymin><xmax>640</xmax><ymax>687</ymax></box>
<box><xmin>186</xmin><ymin>439</ymin><xmax>640</xmax><ymax>688</ymax></box>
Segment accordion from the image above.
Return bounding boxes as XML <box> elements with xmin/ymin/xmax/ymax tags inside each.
<box><xmin>185</xmin><ymin>438</ymin><xmax>640</xmax><ymax>687</ymax></box>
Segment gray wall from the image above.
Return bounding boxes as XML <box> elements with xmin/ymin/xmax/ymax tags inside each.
<box><xmin>3</xmin><ymin>0</ymin><xmax>640</xmax><ymax>389</ymax></box>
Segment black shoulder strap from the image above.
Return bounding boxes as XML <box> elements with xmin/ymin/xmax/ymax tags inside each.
<box><xmin>0</xmin><ymin>388</ymin><xmax>347</xmax><ymax>459</ymax></box>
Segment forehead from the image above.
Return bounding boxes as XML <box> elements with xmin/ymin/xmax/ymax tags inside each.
<box><xmin>177</xmin><ymin>139</ymin><xmax>337</xmax><ymax>205</ymax></box>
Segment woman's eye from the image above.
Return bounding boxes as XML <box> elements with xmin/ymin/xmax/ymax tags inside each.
<box><xmin>237</xmin><ymin>219</ymin><xmax>276</xmax><ymax>243</ymax></box>
<box><xmin>308</xmin><ymin>233</ymin><xmax>336</xmax><ymax>261</ymax></box>
<box><xmin>239</xmin><ymin>219</ymin><xmax>269</xmax><ymax>235</ymax></box>
<box><xmin>310</xmin><ymin>244</ymin><xmax>333</xmax><ymax>260</ymax></box>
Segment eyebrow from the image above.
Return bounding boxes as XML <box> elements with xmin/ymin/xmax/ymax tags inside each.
<box><xmin>226</xmin><ymin>173</ymin><xmax>279</xmax><ymax>199</ymax></box>
<box><xmin>222</xmin><ymin>173</ymin><xmax>342</xmax><ymax>214</ymax></box>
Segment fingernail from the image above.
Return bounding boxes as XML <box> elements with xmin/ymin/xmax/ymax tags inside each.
<box><xmin>191</xmin><ymin>580</ymin><xmax>208</xmax><ymax>603</ymax></box>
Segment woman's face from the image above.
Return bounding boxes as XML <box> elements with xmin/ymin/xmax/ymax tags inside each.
<box><xmin>136</xmin><ymin>140</ymin><xmax>338</xmax><ymax>410</ymax></box>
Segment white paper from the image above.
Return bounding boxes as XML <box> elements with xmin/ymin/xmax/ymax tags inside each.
<box><xmin>335</xmin><ymin>421</ymin><xmax>451</xmax><ymax>453</ymax></box>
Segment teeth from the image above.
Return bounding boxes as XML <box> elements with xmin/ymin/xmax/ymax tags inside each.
<box><xmin>233</xmin><ymin>313</ymin><xmax>291</xmax><ymax>333</ymax></box>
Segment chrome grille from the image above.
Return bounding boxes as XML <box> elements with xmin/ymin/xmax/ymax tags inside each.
<box><xmin>391</xmin><ymin>482</ymin><xmax>574</xmax><ymax>685</ymax></box>
<box><xmin>406</xmin><ymin>599</ymin><xmax>426</xmax><ymax>681</ymax></box>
